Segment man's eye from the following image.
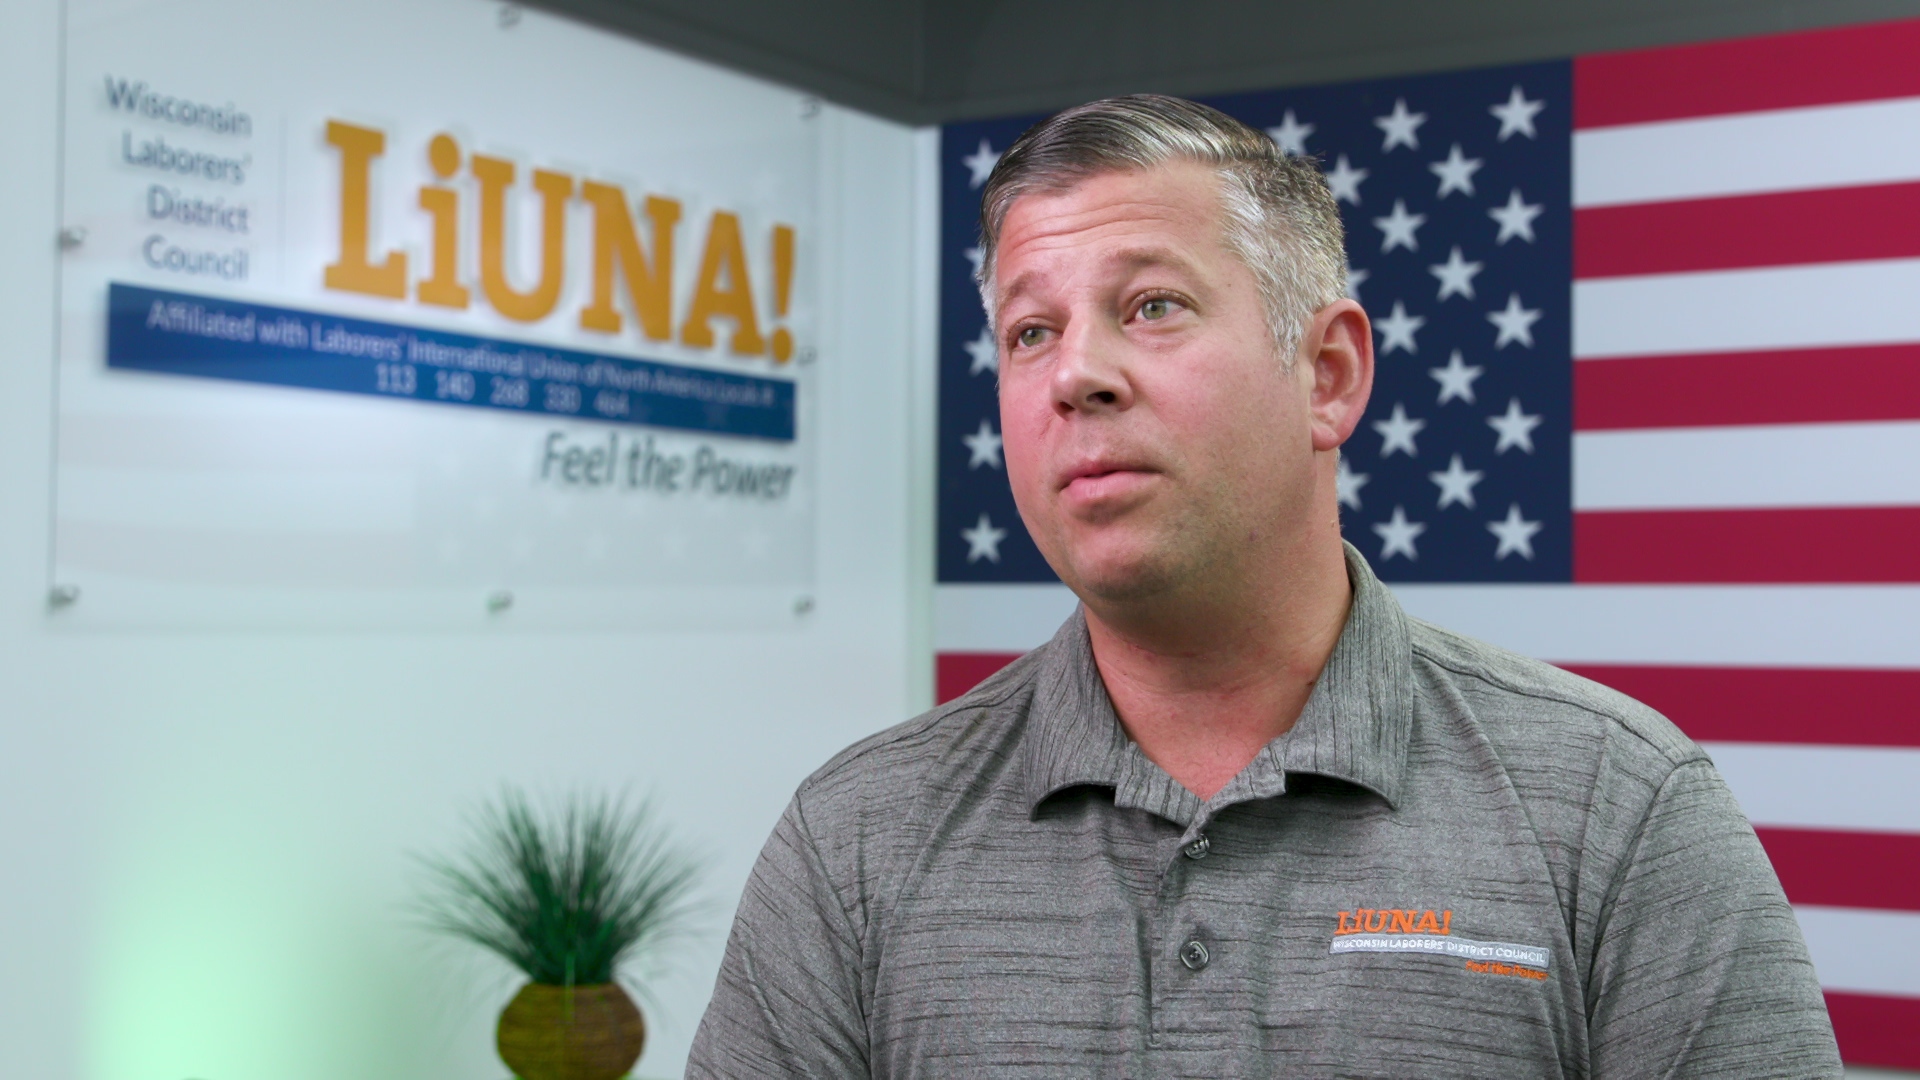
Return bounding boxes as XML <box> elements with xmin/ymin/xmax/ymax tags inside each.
<box><xmin>1017</xmin><ymin>326</ymin><xmax>1047</xmax><ymax>348</ymax></box>
<box><xmin>1140</xmin><ymin>297</ymin><xmax>1176</xmax><ymax>320</ymax></box>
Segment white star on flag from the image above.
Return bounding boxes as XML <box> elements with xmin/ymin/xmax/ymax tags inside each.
<box><xmin>1429</xmin><ymin>246</ymin><xmax>1483</xmax><ymax>301</ymax></box>
<box><xmin>1374</xmin><ymin>300</ymin><xmax>1425</xmax><ymax>354</ymax></box>
<box><xmin>1374</xmin><ymin>98</ymin><xmax>1427</xmax><ymax>151</ymax></box>
<box><xmin>1487</xmin><ymin>503</ymin><xmax>1543</xmax><ymax>559</ymax></box>
<box><xmin>1337</xmin><ymin>456</ymin><xmax>1369</xmax><ymax>510</ymax></box>
<box><xmin>1429</xmin><ymin>453</ymin><xmax>1485</xmax><ymax>509</ymax></box>
<box><xmin>964</xmin><ymin>246</ymin><xmax>985</xmax><ymax>276</ymax></box>
<box><xmin>1372</xmin><ymin>505</ymin><xmax>1426</xmax><ymax>560</ymax></box>
<box><xmin>1490</xmin><ymin>85</ymin><xmax>1545</xmax><ymax>141</ymax></box>
<box><xmin>1429</xmin><ymin>349</ymin><xmax>1483</xmax><ymax>405</ymax></box>
<box><xmin>1487</xmin><ymin>292</ymin><xmax>1543</xmax><ymax>348</ymax></box>
<box><xmin>1373</xmin><ymin>402</ymin><xmax>1426</xmax><ymax>457</ymax></box>
<box><xmin>1346</xmin><ymin>264</ymin><xmax>1369</xmax><ymax>303</ymax></box>
<box><xmin>1490</xmin><ymin>188</ymin><xmax>1544</xmax><ymax>244</ymax></box>
<box><xmin>963</xmin><ymin>138</ymin><xmax>1000</xmax><ymax>189</ymax></box>
<box><xmin>962</xmin><ymin>419</ymin><xmax>1003</xmax><ymax>469</ymax></box>
<box><xmin>1266</xmin><ymin>109</ymin><xmax>1315</xmax><ymax>154</ymax></box>
<box><xmin>1324</xmin><ymin>154</ymin><xmax>1368</xmax><ymax>204</ymax></box>
<box><xmin>1374</xmin><ymin>199</ymin><xmax>1426</xmax><ymax>252</ymax></box>
<box><xmin>962</xmin><ymin>512</ymin><xmax>1008</xmax><ymax>563</ymax></box>
<box><xmin>1488</xmin><ymin>397</ymin><xmax>1542</xmax><ymax>454</ymax></box>
<box><xmin>1428</xmin><ymin>143</ymin><xmax>1483</xmax><ymax>198</ymax></box>
<box><xmin>965</xmin><ymin>327</ymin><xmax>998</xmax><ymax>375</ymax></box>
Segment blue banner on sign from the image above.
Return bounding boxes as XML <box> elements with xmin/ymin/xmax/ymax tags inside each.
<box><xmin>107</xmin><ymin>283</ymin><xmax>797</xmax><ymax>441</ymax></box>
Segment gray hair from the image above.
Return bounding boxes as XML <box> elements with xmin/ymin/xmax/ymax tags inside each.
<box><xmin>976</xmin><ymin>94</ymin><xmax>1348</xmax><ymax>363</ymax></box>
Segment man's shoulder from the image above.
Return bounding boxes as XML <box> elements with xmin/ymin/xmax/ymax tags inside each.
<box><xmin>791</xmin><ymin>646</ymin><xmax>1045</xmax><ymax>823</ymax></box>
<box><xmin>1404</xmin><ymin>616</ymin><xmax>1706</xmax><ymax>771</ymax></box>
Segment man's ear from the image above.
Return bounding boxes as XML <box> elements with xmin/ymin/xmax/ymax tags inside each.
<box><xmin>1302</xmin><ymin>299</ymin><xmax>1373</xmax><ymax>452</ymax></box>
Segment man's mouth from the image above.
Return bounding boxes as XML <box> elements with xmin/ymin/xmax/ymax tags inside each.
<box><xmin>1061</xmin><ymin>461</ymin><xmax>1157</xmax><ymax>503</ymax></box>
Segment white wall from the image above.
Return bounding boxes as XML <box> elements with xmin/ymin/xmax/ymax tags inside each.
<box><xmin>0</xmin><ymin>2</ymin><xmax>932</xmax><ymax>1077</ymax></box>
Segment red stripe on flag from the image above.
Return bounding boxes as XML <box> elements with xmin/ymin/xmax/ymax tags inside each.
<box><xmin>1573</xmin><ymin>17</ymin><xmax>1920</xmax><ymax>129</ymax></box>
<box><xmin>1825</xmin><ymin>990</ymin><xmax>1920</xmax><ymax>1070</ymax></box>
<box><xmin>1575</xmin><ymin>507</ymin><xmax>1920</xmax><ymax>583</ymax></box>
<box><xmin>1753</xmin><ymin>827</ymin><xmax>1920</xmax><ymax>911</ymax></box>
<box><xmin>1558</xmin><ymin>665</ymin><xmax>1920</xmax><ymax>747</ymax></box>
<box><xmin>1574</xmin><ymin>182</ymin><xmax>1920</xmax><ymax>279</ymax></box>
<box><xmin>937</xmin><ymin>652</ymin><xmax>1023</xmax><ymax>704</ymax></box>
<box><xmin>1574</xmin><ymin>344</ymin><xmax>1920</xmax><ymax>430</ymax></box>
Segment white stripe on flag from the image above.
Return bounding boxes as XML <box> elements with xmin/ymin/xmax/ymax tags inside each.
<box><xmin>1573</xmin><ymin>422</ymin><xmax>1920</xmax><ymax>510</ymax></box>
<box><xmin>1573</xmin><ymin>96</ymin><xmax>1920</xmax><ymax>208</ymax></box>
<box><xmin>58</xmin><ymin>467</ymin><xmax>418</xmax><ymax>532</ymax></box>
<box><xmin>1572</xmin><ymin>258</ymin><xmax>1920</xmax><ymax>359</ymax></box>
<box><xmin>1385</xmin><ymin>585</ymin><xmax>1920</xmax><ymax>668</ymax></box>
<box><xmin>937</xmin><ymin>583</ymin><xmax>1920</xmax><ymax>668</ymax></box>
<box><xmin>937</xmin><ymin>583</ymin><xmax>1080</xmax><ymax>652</ymax></box>
<box><xmin>1705</xmin><ymin>743</ymin><xmax>1920</xmax><ymax>832</ymax></box>
<box><xmin>1793</xmin><ymin>904</ymin><xmax>1920</xmax><ymax>997</ymax></box>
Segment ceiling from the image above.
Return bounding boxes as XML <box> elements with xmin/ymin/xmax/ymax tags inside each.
<box><xmin>528</xmin><ymin>0</ymin><xmax>1920</xmax><ymax>125</ymax></box>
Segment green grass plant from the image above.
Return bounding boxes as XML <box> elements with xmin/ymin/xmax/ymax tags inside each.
<box><xmin>417</xmin><ymin>788</ymin><xmax>701</xmax><ymax>987</ymax></box>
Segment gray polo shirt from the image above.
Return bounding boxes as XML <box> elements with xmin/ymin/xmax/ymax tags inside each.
<box><xmin>688</xmin><ymin>545</ymin><xmax>1839</xmax><ymax>1078</ymax></box>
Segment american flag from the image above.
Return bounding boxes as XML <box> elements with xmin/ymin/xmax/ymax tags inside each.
<box><xmin>936</xmin><ymin>18</ymin><xmax>1920</xmax><ymax>1070</ymax></box>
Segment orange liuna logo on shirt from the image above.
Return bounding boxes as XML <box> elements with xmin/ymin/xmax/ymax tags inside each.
<box><xmin>1334</xmin><ymin>908</ymin><xmax>1452</xmax><ymax>935</ymax></box>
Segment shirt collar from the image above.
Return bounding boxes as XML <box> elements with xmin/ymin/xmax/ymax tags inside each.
<box><xmin>1021</xmin><ymin>542</ymin><xmax>1414</xmax><ymax>823</ymax></box>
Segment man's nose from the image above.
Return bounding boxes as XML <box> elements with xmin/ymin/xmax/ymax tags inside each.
<box><xmin>1050</xmin><ymin>320</ymin><xmax>1134</xmax><ymax>417</ymax></box>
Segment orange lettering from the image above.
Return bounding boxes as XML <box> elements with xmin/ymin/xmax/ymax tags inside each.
<box><xmin>579</xmin><ymin>184</ymin><xmax>681</xmax><ymax>340</ymax></box>
<box><xmin>681</xmin><ymin>210</ymin><xmax>766</xmax><ymax>354</ymax></box>
<box><xmin>322</xmin><ymin>120</ymin><xmax>406</xmax><ymax>299</ymax></box>
<box><xmin>1387</xmin><ymin>910</ymin><xmax>1414</xmax><ymax>933</ymax></box>
<box><xmin>1364</xmin><ymin>909</ymin><xmax>1388</xmax><ymax>933</ymax></box>
<box><xmin>1414</xmin><ymin>910</ymin><xmax>1441</xmax><ymax>934</ymax></box>
<box><xmin>1335</xmin><ymin>911</ymin><xmax>1354</xmax><ymax>935</ymax></box>
<box><xmin>1466</xmin><ymin>958</ymin><xmax>1547</xmax><ymax>980</ymax></box>
<box><xmin>1441</xmin><ymin>910</ymin><xmax>1452</xmax><ymax>935</ymax></box>
<box><xmin>416</xmin><ymin>133</ymin><xmax>469</xmax><ymax>309</ymax></box>
<box><xmin>768</xmin><ymin>222</ymin><xmax>795</xmax><ymax>362</ymax></box>
<box><xmin>473</xmin><ymin>154</ymin><xmax>573</xmax><ymax>322</ymax></box>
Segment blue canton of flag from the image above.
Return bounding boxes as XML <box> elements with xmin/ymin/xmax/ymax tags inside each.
<box><xmin>937</xmin><ymin>114</ymin><xmax>1055</xmax><ymax>583</ymax></box>
<box><xmin>938</xmin><ymin>60</ymin><xmax>1572</xmax><ymax>584</ymax></box>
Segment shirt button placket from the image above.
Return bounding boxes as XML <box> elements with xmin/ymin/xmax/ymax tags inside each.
<box><xmin>1149</xmin><ymin>827</ymin><xmax>1204</xmax><ymax>1052</ymax></box>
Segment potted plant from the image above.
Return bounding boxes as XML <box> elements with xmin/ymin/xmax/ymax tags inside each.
<box><xmin>417</xmin><ymin>789</ymin><xmax>701</xmax><ymax>1080</ymax></box>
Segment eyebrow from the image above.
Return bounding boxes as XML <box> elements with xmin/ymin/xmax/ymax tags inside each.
<box><xmin>996</xmin><ymin>246</ymin><xmax>1206</xmax><ymax>317</ymax></box>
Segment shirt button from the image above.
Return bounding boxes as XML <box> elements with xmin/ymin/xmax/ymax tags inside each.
<box><xmin>1183</xmin><ymin>833</ymin><xmax>1211</xmax><ymax>860</ymax></box>
<box><xmin>1180</xmin><ymin>939</ymin><xmax>1210</xmax><ymax>970</ymax></box>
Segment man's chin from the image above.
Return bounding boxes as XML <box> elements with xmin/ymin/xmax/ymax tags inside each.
<box><xmin>1058</xmin><ymin>550</ymin><xmax>1181</xmax><ymax>607</ymax></box>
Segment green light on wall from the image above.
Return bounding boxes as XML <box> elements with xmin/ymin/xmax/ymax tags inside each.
<box><xmin>82</xmin><ymin>786</ymin><xmax>447</xmax><ymax>1080</ymax></box>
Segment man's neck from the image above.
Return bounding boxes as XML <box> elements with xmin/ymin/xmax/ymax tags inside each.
<box><xmin>1082</xmin><ymin>537</ymin><xmax>1352</xmax><ymax>802</ymax></box>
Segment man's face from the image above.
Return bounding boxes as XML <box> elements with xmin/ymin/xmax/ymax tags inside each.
<box><xmin>993</xmin><ymin>161</ymin><xmax>1322</xmax><ymax>604</ymax></box>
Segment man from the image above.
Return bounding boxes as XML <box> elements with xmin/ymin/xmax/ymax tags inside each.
<box><xmin>688</xmin><ymin>95</ymin><xmax>1839</xmax><ymax>1078</ymax></box>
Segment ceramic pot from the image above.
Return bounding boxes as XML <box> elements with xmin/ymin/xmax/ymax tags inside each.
<box><xmin>496</xmin><ymin>981</ymin><xmax>646</xmax><ymax>1080</ymax></box>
